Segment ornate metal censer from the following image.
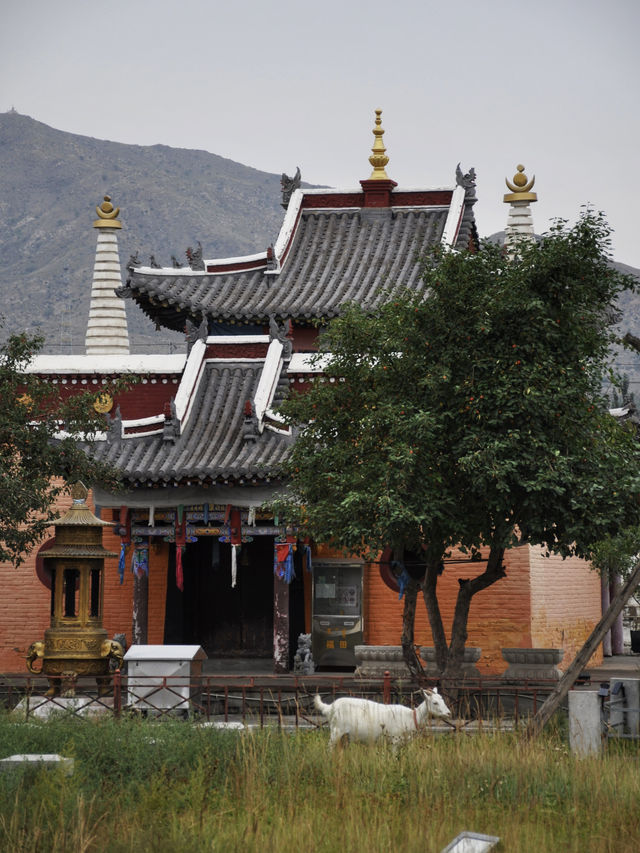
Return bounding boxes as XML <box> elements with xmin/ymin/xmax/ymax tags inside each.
<box><xmin>26</xmin><ymin>483</ymin><xmax>124</xmax><ymax>696</ymax></box>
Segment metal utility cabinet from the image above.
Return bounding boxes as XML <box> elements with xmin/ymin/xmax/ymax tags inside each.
<box><xmin>312</xmin><ymin>560</ymin><xmax>363</xmax><ymax>669</ymax></box>
<box><xmin>124</xmin><ymin>644</ymin><xmax>207</xmax><ymax>711</ymax></box>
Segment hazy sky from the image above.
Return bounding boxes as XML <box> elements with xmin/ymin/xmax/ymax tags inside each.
<box><xmin>2</xmin><ymin>0</ymin><xmax>639</xmax><ymax>266</ymax></box>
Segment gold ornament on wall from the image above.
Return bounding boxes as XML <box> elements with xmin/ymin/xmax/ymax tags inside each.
<box><xmin>93</xmin><ymin>392</ymin><xmax>113</xmax><ymax>414</ymax></box>
<box><xmin>17</xmin><ymin>393</ymin><xmax>33</xmax><ymax>411</ymax></box>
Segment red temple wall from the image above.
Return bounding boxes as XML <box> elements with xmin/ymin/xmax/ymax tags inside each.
<box><xmin>40</xmin><ymin>376</ymin><xmax>181</xmax><ymax>421</ymax></box>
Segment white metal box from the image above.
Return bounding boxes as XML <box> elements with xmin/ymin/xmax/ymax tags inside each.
<box><xmin>124</xmin><ymin>644</ymin><xmax>207</xmax><ymax>711</ymax></box>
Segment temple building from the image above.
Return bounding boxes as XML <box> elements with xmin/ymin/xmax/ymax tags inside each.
<box><xmin>0</xmin><ymin>112</ymin><xmax>604</xmax><ymax>675</ymax></box>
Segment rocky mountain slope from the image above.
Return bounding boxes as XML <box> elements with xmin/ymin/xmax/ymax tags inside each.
<box><xmin>1</xmin><ymin>110</ymin><xmax>639</xmax><ymax>383</ymax></box>
<box><xmin>0</xmin><ymin>111</ymin><xmax>289</xmax><ymax>351</ymax></box>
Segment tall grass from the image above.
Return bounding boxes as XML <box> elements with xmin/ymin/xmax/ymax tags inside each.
<box><xmin>0</xmin><ymin>713</ymin><xmax>638</xmax><ymax>851</ymax></box>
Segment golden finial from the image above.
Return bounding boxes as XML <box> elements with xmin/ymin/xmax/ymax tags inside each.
<box><xmin>93</xmin><ymin>195</ymin><xmax>122</xmax><ymax>229</ymax></box>
<box><xmin>368</xmin><ymin>109</ymin><xmax>390</xmax><ymax>180</ymax></box>
<box><xmin>503</xmin><ymin>164</ymin><xmax>537</xmax><ymax>203</ymax></box>
<box><xmin>70</xmin><ymin>482</ymin><xmax>89</xmax><ymax>503</ymax></box>
<box><xmin>93</xmin><ymin>392</ymin><xmax>114</xmax><ymax>414</ymax></box>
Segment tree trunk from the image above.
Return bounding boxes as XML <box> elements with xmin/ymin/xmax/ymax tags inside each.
<box><xmin>400</xmin><ymin>578</ymin><xmax>426</xmax><ymax>681</ymax></box>
<box><xmin>442</xmin><ymin>545</ymin><xmax>506</xmax><ymax>681</ymax></box>
<box><xmin>526</xmin><ymin>558</ymin><xmax>640</xmax><ymax>739</ymax></box>
<box><xmin>610</xmin><ymin>573</ymin><xmax>625</xmax><ymax>654</ymax></box>
<box><xmin>422</xmin><ymin>561</ymin><xmax>448</xmax><ymax>673</ymax></box>
<box><xmin>601</xmin><ymin>575</ymin><xmax>612</xmax><ymax>656</ymax></box>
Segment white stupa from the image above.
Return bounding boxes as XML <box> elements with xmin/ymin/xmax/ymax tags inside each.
<box><xmin>503</xmin><ymin>164</ymin><xmax>537</xmax><ymax>256</ymax></box>
<box><xmin>84</xmin><ymin>195</ymin><xmax>130</xmax><ymax>354</ymax></box>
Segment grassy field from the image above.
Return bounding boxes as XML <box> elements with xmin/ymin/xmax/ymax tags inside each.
<box><xmin>0</xmin><ymin>713</ymin><xmax>639</xmax><ymax>852</ymax></box>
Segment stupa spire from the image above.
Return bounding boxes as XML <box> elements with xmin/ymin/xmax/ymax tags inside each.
<box><xmin>503</xmin><ymin>164</ymin><xmax>538</xmax><ymax>254</ymax></box>
<box><xmin>85</xmin><ymin>195</ymin><xmax>130</xmax><ymax>355</ymax></box>
<box><xmin>360</xmin><ymin>110</ymin><xmax>397</xmax><ymax>209</ymax></box>
<box><xmin>368</xmin><ymin>109</ymin><xmax>390</xmax><ymax>180</ymax></box>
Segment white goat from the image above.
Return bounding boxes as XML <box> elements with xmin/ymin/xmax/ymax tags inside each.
<box><xmin>314</xmin><ymin>689</ymin><xmax>451</xmax><ymax>748</ymax></box>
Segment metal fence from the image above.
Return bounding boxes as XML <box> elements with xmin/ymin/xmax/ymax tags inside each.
<box><xmin>1</xmin><ymin>671</ymin><xmax>568</xmax><ymax>730</ymax></box>
<box><xmin>602</xmin><ymin>679</ymin><xmax>640</xmax><ymax>741</ymax></box>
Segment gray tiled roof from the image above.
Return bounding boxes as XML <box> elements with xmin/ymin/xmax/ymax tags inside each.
<box><xmin>124</xmin><ymin>207</ymin><xmax>449</xmax><ymax>330</ymax></box>
<box><xmin>93</xmin><ymin>361</ymin><xmax>294</xmax><ymax>485</ymax></box>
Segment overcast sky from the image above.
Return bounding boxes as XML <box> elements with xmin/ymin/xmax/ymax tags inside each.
<box><xmin>2</xmin><ymin>0</ymin><xmax>639</xmax><ymax>267</ymax></box>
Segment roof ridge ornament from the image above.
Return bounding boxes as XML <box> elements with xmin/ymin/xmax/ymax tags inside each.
<box><xmin>503</xmin><ymin>164</ymin><xmax>537</xmax><ymax>203</ymax></box>
<box><xmin>281</xmin><ymin>167</ymin><xmax>301</xmax><ymax>209</ymax></box>
<box><xmin>186</xmin><ymin>242</ymin><xmax>205</xmax><ymax>271</ymax></box>
<box><xmin>93</xmin><ymin>195</ymin><xmax>122</xmax><ymax>229</ymax></box>
<box><xmin>368</xmin><ymin>109</ymin><xmax>391</xmax><ymax>180</ymax></box>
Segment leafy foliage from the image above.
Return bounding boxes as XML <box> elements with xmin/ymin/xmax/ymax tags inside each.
<box><xmin>0</xmin><ymin>329</ymin><xmax>125</xmax><ymax>566</ymax></box>
<box><xmin>590</xmin><ymin>526</ymin><xmax>640</xmax><ymax>580</ymax></box>
<box><xmin>280</xmin><ymin>210</ymin><xmax>640</xmax><ymax>559</ymax></box>
<box><xmin>276</xmin><ymin>210</ymin><xmax>640</xmax><ymax>673</ymax></box>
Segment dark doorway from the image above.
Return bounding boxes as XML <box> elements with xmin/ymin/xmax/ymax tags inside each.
<box><xmin>164</xmin><ymin>536</ymin><xmax>274</xmax><ymax>658</ymax></box>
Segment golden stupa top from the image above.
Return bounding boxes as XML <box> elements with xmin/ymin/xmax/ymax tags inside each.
<box><xmin>53</xmin><ymin>482</ymin><xmax>113</xmax><ymax>528</ymax></box>
<box><xmin>93</xmin><ymin>195</ymin><xmax>122</xmax><ymax>229</ymax></box>
<box><xmin>367</xmin><ymin>109</ymin><xmax>391</xmax><ymax>180</ymax></box>
<box><xmin>503</xmin><ymin>164</ymin><xmax>537</xmax><ymax>203</ymax></box>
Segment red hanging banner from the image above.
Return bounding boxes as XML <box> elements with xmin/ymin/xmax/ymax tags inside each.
<box><xmin>230</xmin><ymin>508</ymin><xmax>242</xmax><ymax>546</ymax></box>
<box><xmin>175</xmin><ymin>514</ymin><xmax>186</xmax><ymax>591</ymax></box>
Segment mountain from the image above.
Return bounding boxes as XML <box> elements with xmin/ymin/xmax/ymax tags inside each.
<box><xmin>0</xmin><ymin>111</ymin><xmax>289</xmax><ymax>351</ymax></box>
<box><xmin>2</xmin><ymin>111</ymin><xmax>639</xmax><ymax>371</ymax></box>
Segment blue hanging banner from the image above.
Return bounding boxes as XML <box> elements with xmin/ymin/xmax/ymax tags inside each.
<box><xmin>118</xmin><ymin>543</ymin><xmax>126</xmax><ymax>585</ymax></box>
<box><xmin>392</xmin><ymin>560</ymin><xmax>412</xmax><ymax>600</ymax></box>
<box><xmin>274</xmin><ymin>543</ymin><xmax>295</xmax><ymax>584</ymax></box>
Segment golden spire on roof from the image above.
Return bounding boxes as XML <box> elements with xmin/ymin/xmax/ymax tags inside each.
<box><xmin>503</xmin><ymin>164</ymin><xmax>537</xmax><ymax>203</ymax></box>
<box><xmin>368</xmin><ymin>109</ymin><xmax>390</xmax><ymax>180</ymax></box>
<box><xmin>93</xmin><ymin>194</ymin><xmax>122</xmax><ymax>229</ymax></box>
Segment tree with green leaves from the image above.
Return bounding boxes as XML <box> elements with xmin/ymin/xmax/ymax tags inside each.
<box><xmin>276</xmin><ymin>210</ymin><xmax>640</xmax><ymax>680</ymax></box>
<box><xmin>0</xmin><ymin>328</ymin><xmax>123</xmax><ymax>567</ymax></box>
<box><xmin>609</xmin><ymin>372</ymin><xmax>635</xmax><ymax>408</ymax></box>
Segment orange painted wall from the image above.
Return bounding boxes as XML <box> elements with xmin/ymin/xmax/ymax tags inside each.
<box><xmin>363</xmin><ymin>544</ymin><xmax>603</xmax><ymax>674</ymax></box>
<box><xmin>364</xmin><ymin>546</ymin><xmax>534</xmax><ymax>675</ymax></box>
<box><xmin>100</xmin><ymin>522</ymin><xmax>169</xmax><ymax>646</ymax></box>
<box><xmin>529</xmin><ymin>546</ymin><xmax>603</xmax><ymax>668</ymax></box>
<box><xmin>0</xmin><ymin>489</ymin><xmax>151</xmax><ymax>673</ymax></box>
<box><xmin>0</xmin><ymin>489</ymin><xmax>75</xmax><ymax>674</ymax></box>
<box><xmin>0</xmin><ymin>502</ymin><xmax>605</xmax><ymax>675</ymax></box>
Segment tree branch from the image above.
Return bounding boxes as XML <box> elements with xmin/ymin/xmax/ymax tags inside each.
<box><xmin>444</xmin><ymin>545</ymin><xmax>506</xmax><ymax>679</ymax></box>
